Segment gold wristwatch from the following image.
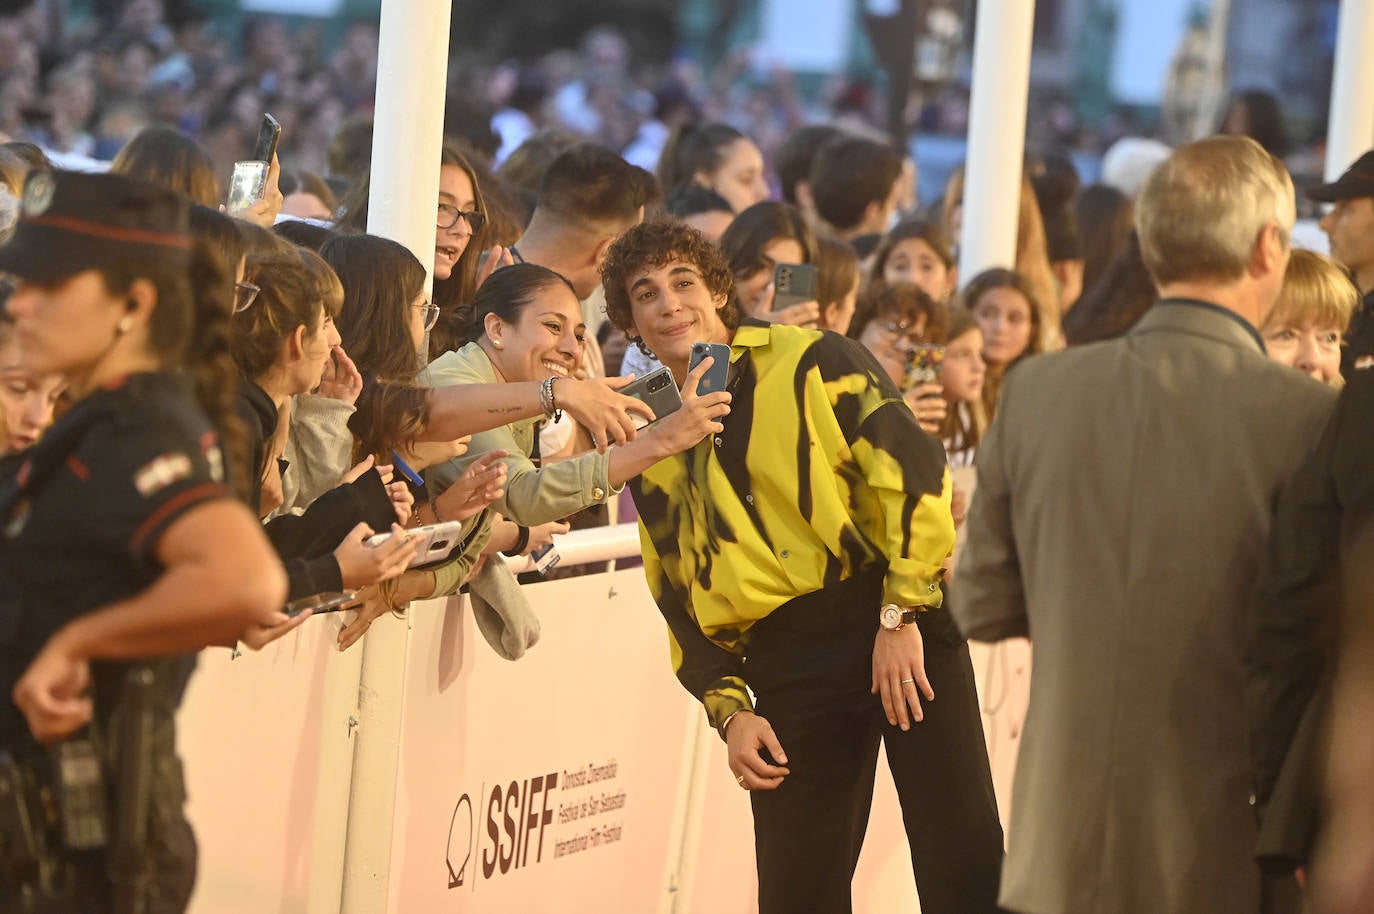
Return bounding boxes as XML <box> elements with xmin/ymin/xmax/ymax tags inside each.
<box><xmin>879</xmin><ymin>603</ymin><xmax>920</xmax><ymax>631</ymax></box>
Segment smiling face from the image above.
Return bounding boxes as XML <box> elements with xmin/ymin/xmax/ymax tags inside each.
<box><xmin>434</xmin><ymin>164</ymin><xmax>478</xmax><ymax>281</ymax></box>
<box><xmin>0</xmin><ymin>332</ymin><xmax>64</xmax><ymax>454</ymax></box>
<box><xmin>884</xmin><ymin>238</ymin><xmax>953</xmax><ymax>301</ymax></box>
<box><xmin>623</xmin><ymin>259</ymin><xmax>732</xmax><ymax>378</ymax></box>
<box><xmin>857</xmin><ymin>310</ymin><xmax>928</xmax><ymax>386</ymax></box>
<box><xmin>486</xmin><ymin>282</ymin><xmax>586</xmax><ymax>384</ymax></box>
<box><xmin>973</xmin><ymin>286</ymin><xmax>1033</xmax><ymax>366</ymax></box>
<box><xmin>736</xmin><ymin>237</ymin><xmax>805</xmax><ymax>316</ymax></box>
<box><xmin>702</xmin><ymin>138</ymin><xmax>768</xmax><ymax>214</ymax></box>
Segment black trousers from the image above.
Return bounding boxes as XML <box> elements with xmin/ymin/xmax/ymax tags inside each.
<box><xmin>745</xmin><ymin>573</ymin><xmax>1004</xmax><ymax>914</ymax></box>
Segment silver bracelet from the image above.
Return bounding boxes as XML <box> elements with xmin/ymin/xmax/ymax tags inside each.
<box><xmin>539</xmin><ymin>376</ymin><xmax>563</xmax><ymax>422</ymax></box>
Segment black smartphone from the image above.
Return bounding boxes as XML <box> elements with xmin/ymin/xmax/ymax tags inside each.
<box><xmin>619</xmin><ymin>366</ymin><xmax>682</xmax><ymax>430</ymax></box>
<box><xmin>772</xmin><ymin>262</ymin><xmax>818</xmax><ymax>311</ymax></box>
<box><xmin>251</xmin><ymin>113</ymin><xmax>281</xmax><ymax>164</ymax></box>
<box><xmin>688</xmin><ymin>342</ymin><xmax>731</xmax><ymax>396</ymax></box>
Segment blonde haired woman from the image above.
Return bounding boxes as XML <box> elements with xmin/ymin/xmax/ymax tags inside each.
<box><xmin>1261</xmin><ymin>249</ymin><xmax>1359</xmax><ymax>387</ymax></box>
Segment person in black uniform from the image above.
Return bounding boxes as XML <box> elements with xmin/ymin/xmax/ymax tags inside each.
<box><xmin>0</xmin><ymin>170</ymin><xmax>288</xmax><ymax>912</ymax></box>
<box><xmin>1310</xmin><ymin>150</ymin><xmax>1374</xmax><ymax>375</ymax></box>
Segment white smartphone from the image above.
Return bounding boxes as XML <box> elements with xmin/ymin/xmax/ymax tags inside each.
<box><xmin>226</xmin><ymin>160</ymin><xmax>268</xmax><ymax>214</ymax></box>
<box><xmin>366</xmin><ymin>520</ymin><xmax>467</xmax><ymax>568</ymax></box>
<box><xmin>285</xmin><ymin>591</ymin><xmax>358</xmax><ymax>618</ymax></box>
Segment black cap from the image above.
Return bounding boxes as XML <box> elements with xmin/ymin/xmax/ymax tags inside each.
<box><xmin>1306</xmin><ymin>150</ymin><xmax>1374</xmax><ymax>203</ymax></box>
<box><xmin>0</xmin><ymin>169</ymin><xmax>193</xmax><ymax>284</ymax></box>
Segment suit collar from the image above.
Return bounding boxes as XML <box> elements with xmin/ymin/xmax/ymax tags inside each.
<box><xmin>1130</xmin><ymin>299</ymin><xmax>1266</xmax><ymax>354</ymax></box>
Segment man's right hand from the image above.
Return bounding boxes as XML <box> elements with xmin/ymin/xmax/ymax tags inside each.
<box><xmin>556</xmin><ymin>377</ymin><xmax>657</xmax><ymax>451</ymax></box>
<box><xmin>726</xmin><ymin>710</ymin><xmax>790</xmax><ymax>791</ymax></box>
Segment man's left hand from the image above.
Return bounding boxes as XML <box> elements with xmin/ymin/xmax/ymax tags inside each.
<box><xmin>872</xmin><ymin>619</ymin><xmax>934</xmax><ymax>731</ymax></box>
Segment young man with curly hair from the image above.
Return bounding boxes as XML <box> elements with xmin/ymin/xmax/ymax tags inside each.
<box><xmin>600</xmin><ymin>220</ymin><xmax>1003</xmax><ymax>914</ymax></box>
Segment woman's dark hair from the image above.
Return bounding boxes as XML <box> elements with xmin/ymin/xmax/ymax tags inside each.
<box><xmin>463</xmin><ymin>262</ymin><xmax>578</xmax><ymax>346</ymax></box>
<box><xmin>236</xmin><ymin>218</ymin><xmax>289</xmax><ymax>257</ymax></box>
<box><xmin>718</xmin><ymin>201</ymin><xmax>816</xmax><ymax>282</ymax></box>
<box><xmin>602</xmin><ymin>220</ymin><xmax>742</xmax><ymax>338</ymax></box>
<box><xmin>815</xmin><ymin>238</ymin><xmax>860</xmax><ymax>311</ymax></box>
<box><xmin>232</xmin><ymin>250</ymin><xmax>332</xmax><ymax>381</ymax></box>
<box><xmin>278</xmin><ymin>169</ymin><xmax>337</xmax><ymax>212</ymax></box>
<box><xmin>348</xmin><ymin>381</ymin><xmax>430</xmax><ymax>464</ymax></box>
<box><xmin>657</xmin><ymin>122</ymin><xmax>745</xmax><ymax>202</ymax></box>
<box><xmin>96</xmin><ymin>240</ymin><xmax>248</xmax><ymax>496</ymax></box>
<box><xmin>319</xmin><ymin>233</ymin><xmax>428</xmax><ymax>381</ymax></box>
<box><xmin>1074</xmin><ymin>185</ymin><xmax>1133</xmax><ymax>296</ymax></box>
<box><xmin>1221</xmin><ymin>89</ymin><xmax>1288</xmax><ymax>157</ymax></box>
<box><xmin>664</xmin><ymin>183</ymin><xmax>732</xmax><ymax>219</ymax></box>
<box><xmin>110</xmin><ymin>126</ymin><xmax>220</xmax><ymax>208</ymax></box>
<box><xmin>848</xmin><ymin>282</ymin><xmax>949</xmax><ymax>344</ymax></box>
<box><xmin>341</xmin><ymin>140</ymin><xmax>495</xmax><ymax>357</ymax></box>
<box><xmin>273</xmin><ymin>219</ymin><xmax>338</xmax><ymax>251</ymax></box>
<box><xmin>868</xmin><ymin>219</ymin><xmax>956</xmax><ymax>294</ymax></box>
<box><xmin>1062</xmin><ymin>230</ymin><xmax>1157</xmax><ymax>345</ymax></box>
<box><xmin>189</xmin><ymin>205</ymin><xmax>248</xmax><ymax>279</ymax></box>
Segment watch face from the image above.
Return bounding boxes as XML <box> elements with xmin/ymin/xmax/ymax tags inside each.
<box><xmin>880</xmin><ymin>605</ymin><xmax>902</xmax><ymax>630</ymax></box>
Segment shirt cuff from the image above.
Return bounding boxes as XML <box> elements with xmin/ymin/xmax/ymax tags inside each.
<box><xmin>703</xmin><ymin>675</ymin><xmax>754</xmax><ymax>739</ymax></box>
<box><xmin>882</xmin><ymin>557</ymin><xmax>947</xmax><ymax>609</ymax></box>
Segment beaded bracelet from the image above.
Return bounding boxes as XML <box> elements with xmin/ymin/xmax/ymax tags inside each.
<box><xmin>539</xmin><ymin>376</ymin><xmax>563</xmax><ymax>423</ymax></box>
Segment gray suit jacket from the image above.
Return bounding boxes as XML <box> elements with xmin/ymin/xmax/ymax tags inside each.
<box><xmin>953</xmin><ymin>301</ymin><xmax>1337</xmax><ymax>914</ymax></box>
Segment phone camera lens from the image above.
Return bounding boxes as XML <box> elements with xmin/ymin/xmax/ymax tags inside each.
<box><xmin>649</xmin><ymin>376</ymin><xmax>666</xmax><ymax>391</ymax></box>
<box><xmin>432</xmin><ymin>539</ymin><xmax>449</xmax><ymax>551</ymax></box>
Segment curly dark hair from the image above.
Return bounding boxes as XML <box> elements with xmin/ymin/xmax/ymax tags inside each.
<box><xmin>601</xmin><ymin>219</ymin><xmax>741</xmax><ymax>339</ymax></box>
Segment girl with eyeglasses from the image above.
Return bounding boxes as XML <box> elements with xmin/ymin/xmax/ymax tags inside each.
<box><xmin>848</xmin><ymin>283</ymin><xmax>950</xmax><ymax>434</ymax></box>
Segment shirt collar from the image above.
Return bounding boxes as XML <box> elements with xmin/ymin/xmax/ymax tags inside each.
<box><xmin>1156</xmin><ymin>297</ymin><xmax>1267</xmax><ymax>353</ymax></box>
<box><xmin>730</xmin><ymin>318</ymin><xmax>772</xmax><ymax>354</ymax></box>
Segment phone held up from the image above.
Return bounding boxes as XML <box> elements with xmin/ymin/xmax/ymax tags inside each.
<box><xmin>772</xmin><ymin>262</ymin><xmax>818</xmax><ymax>312</ymax></box>
<box><xmin>226</xmin><ymin>113</ymin><xmax>281</xmax><ymax>215</ymax></box>
<box><xmin>688</xmin><ymin>342</ymin><xmax>730</xmax><ymax>396</ymax></box>
<box><xmin>902</xmin><ymin>343</ymin><xmax>947</xmax><ymax>393</ymax></box>
<box><xmin>618</xmin><ymin>366</ymin><xmax>682</xmax><ymax>430</ymax></box>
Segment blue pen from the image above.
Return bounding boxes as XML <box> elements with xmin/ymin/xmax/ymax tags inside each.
<box><xmin>390</xmin><ymin>450</ymin><xmax>425</xmax><ymax>487</ymax></box>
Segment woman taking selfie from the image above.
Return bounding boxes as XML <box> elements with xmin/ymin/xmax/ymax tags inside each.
<box><xmin>0</xmin><ymin>171</ymin><xmax>287</xmax><ymax>913</ymax></box>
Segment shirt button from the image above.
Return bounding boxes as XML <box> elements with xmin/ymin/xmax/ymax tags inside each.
<box><xmin>714</xmin><ymin>436</ymin><xmax>724</xmax><ymax>447</ymax></box>
<box><xmin>591</xmin><ymin>487</ymin><xmax>605</xmax><ymax>501</ymax></box>
<box><xmin>781</xmin><ymin>550</ymin><xmax>790</xmax><ymax>558</ymax></box>
<box><xmin>929</xmin><ymin>582</ymin><xmax>939</xmax><ymax>592</ymax></box>
<box><xmin>745</xmin><ymin>494</ymin><xmax>754</xmax><ymax>504</ymax></box>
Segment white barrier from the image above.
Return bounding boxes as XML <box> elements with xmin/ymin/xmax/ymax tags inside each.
<box><xmin>180</xmin><ymin>537</ymin><xmax>1031</xmax><ymax>912</ymax></box>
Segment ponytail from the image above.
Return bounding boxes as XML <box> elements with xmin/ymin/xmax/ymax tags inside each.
<box><xmin>186</xmin><ymin>241</ymin><xmax>251</xmax><ymax>498</ymax></box>
<box><xmin>656</xmin><ymin>122</ymin><xmax>744</xmax><ymax>201</ymax></box>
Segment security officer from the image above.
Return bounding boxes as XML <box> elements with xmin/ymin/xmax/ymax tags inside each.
<box><xmin>0</xmin><ymin>170</ymin><xmax>287</xmax><ymax>912</ymax></box>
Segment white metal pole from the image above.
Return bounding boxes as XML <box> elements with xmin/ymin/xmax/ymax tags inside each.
<box><xmin>957</xmin><ymin>0</ymin><xmax>1038</xmax><ymax>284</ymax></box>
<box><xmin>1192</xmin><ymin>0</ymin><xmax>1233</xmax><ymax>141</ymax></box>
<box><xmin>340</xmin><ymin>0</ymin><xmax>452</xmax><ymax>911</ymax></box>
<box><xmin>1325</xmin><ymin>0</ymin><xmax>1374</xmax><ymax>181</ymax></box>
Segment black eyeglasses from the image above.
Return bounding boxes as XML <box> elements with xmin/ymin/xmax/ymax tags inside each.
<box><xmin>416</xmin><ymin>300</ymin><xmax>440</xmax><ymax>332</ymax></box>
<box><xmin>234</xmin><ymin>281</ymin><xmax>260</xmax><ymax>313</ymax></box>
<box><xmin>880</xmin><ymin>319</ymin><xmax>926</xmax><ymax>345</ymax></box>
<box><xmin>436</xmin><ymin>202</ymin><xmax>486</xmax><ymax>234</ymax></box>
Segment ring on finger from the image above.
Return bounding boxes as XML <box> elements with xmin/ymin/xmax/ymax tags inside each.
<box><xmin>735</xmin><ymin>774</ymin><xmax>747</xmax><ymax>788</ymax></box>
<box><xmin>900</xmin><ymin>677</ymin><xmax>916</xmax><ymax>684</ymax></box>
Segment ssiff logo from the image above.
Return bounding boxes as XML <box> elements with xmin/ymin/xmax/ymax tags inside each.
<box><xmin>447</xmin><ymin>771</ymin><xmax>559</xmax><ymax>890</ymax></box>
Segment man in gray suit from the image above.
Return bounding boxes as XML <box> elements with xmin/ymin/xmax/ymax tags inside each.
<box><xmin>953</xmin><ymin>135</ymin><xmax>1338</xmax><ymax>914</ymax></box>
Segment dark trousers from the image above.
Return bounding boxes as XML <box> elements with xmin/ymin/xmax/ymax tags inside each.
<box><xmin>745</xmin><ymin>574</ymin><xmax>1004</xmax><ymax>914</ymax></box>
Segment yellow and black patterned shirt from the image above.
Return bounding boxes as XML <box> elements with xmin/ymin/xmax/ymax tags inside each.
<box><xmin>629</xmin><ymin>321</ymin><xmax>955</xmax><ymax>733</ymax></box>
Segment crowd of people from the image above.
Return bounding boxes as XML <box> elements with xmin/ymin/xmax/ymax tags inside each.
<box><xmin>2</xmin><ymin>5</ymin><xmax>1374</xmax><ymax>914</ymax></box>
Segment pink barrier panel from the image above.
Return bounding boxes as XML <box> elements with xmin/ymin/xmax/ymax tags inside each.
<box><xmin>387</xmin><ymin>570</ymin><xmax>701</xmax><ymax>913</ymax></box>
<box><xmin>177</xmin><ymin>565</ymin><xmax>1020</xmax><ymax>912</ymax></box>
